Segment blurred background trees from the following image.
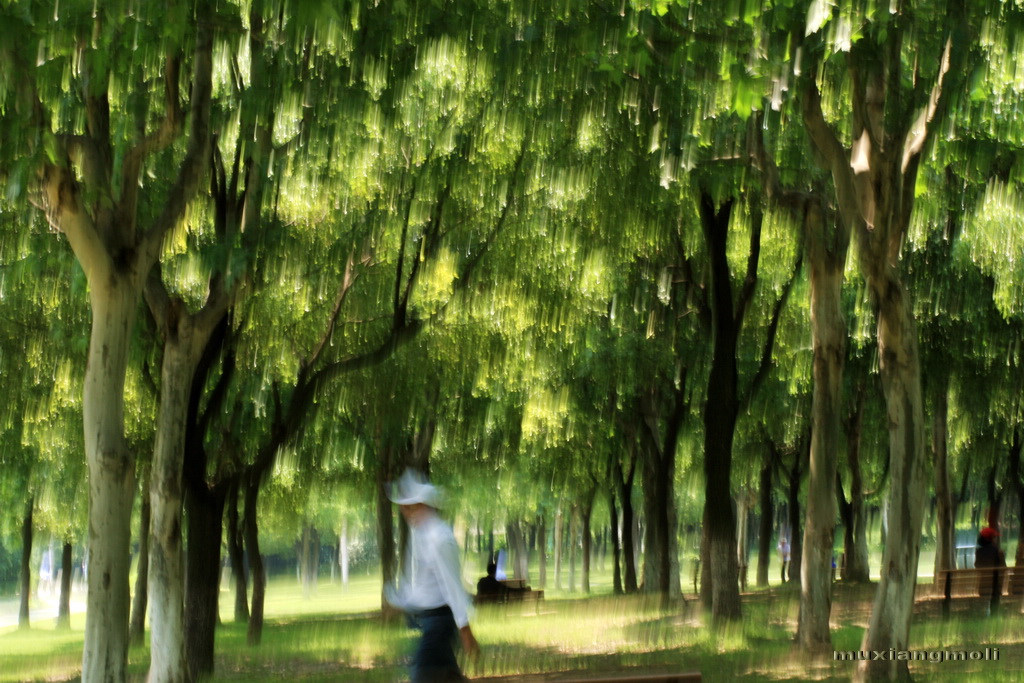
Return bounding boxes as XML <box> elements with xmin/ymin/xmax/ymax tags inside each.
<box><xmin>3</xmin><ymin>0</ymin><xmax>1024</xmax><ymax>681</ymax></box>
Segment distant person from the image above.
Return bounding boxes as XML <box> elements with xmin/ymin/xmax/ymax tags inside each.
<box><xmin>975</xmin><ymin>526</ymin><xmax>1006</xmax><ymax>568</ymax></box>
<box><xmin>384</xmin><ymin>469</ymin><xmax>479</xmax><ymax>682</ymax></box>
<box><xmin>975</xmin><ymin>526</ymin><xmax>1006</xmax><ymax>600</ymax></box>
<box><xmin>777</xmin><ymin>536</ymin><xmax>791</xmax><ymax>583</ymax></box>
<box><xmin>476</xmin><ymin>560</ymin><xmax>526</xmax><ymax>601</ymax></box>
<box><xmin>476</xmin><ymin>560</ymin><xmax>505</xmax><ymax>597</ymax></box>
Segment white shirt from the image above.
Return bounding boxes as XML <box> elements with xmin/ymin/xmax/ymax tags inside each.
<box><xmin>390</xmin><ymin>512</ymin><xmax>473</xmax><ymax>629</ymax></box>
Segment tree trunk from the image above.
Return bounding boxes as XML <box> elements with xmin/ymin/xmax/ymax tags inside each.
<box><xmin>856</xmin><ymin>282</ymin><xmax>928</xmax><ymax>682</ymax></box>
<box><xmin>340</xmin><ymin>518</ymin><xmax>350</xmax><ymax>587</ymax></box>
<box><xmin>798</xmin><ymin>206</ymin><xmax>847</xmax><ymax>652</ymax></box>
<box><xmin>148</xmin><ymin>341</ymin><xmax>197</xmax><ymax>683</ymax></box>
<box><xmin>756</xmin><ymin>458</ymin><xmax>773</xmax><ymax>587</ymax></box>
<box><xmin>129</xmin><ymin>480</ymin><xmax>151</xmax><ymax>644</ymax></box>
<box><xmin>184</xmin><ymin>482</ymin><xmax>227</xmax><ymax>679</ymax></box>
<box><xmin>845</xmin><ymin>388</ymin><xmax>871</xmax><ymax>582</ymax></box>
<box><xmin>568</xmin><ymin>510</ymin><xmax>577</xmax><ymax>593</ymax></box>
<box><xmin>554</xmin><ymin>507</ymin><xmax>563</xmax><ymax>590</ymax></box>
<box><xmin>19</xmin><ymin>497</ymin><xmax>32</xmax><ymax>630</ymax></box>
<box><xmin>82</xmin><ymin>284</ymin><xmax>138</xmax><ymax>683</ymax></box>
<box><xmin>581</xmin><ymin>489</ymin><xmax>595</xmax><ymax>594</ymax></box>
<box><xmin>1009</xmin><ymin>430</ymin><xmax>1024</xmax><ymax>570</ymax></box>
<box><xmin>933</xmin><ymin>376</ymin><xmax>955</xmax><ymax>579</ymax></box>
<box><xmin>986</xmin><ymin>464</ymin><xmax>1003</xmax><ymax>531</ymax></box>
<box><xmin>620</xmin><ymin>465</ymin><xmax>638</xmax><ymax>593</ymax></box>
<box><xmin>537</xmin><ymin>514</ymin><xmax>547</xmax><ymax>590</ymax></box>
<box><xmin>609</xmin><ymin>491</ymin><xmax>623</xmax><ymax>594</ymax></box>
<box><xmin>57</xmin><ymin>541</ymin><xmax>73</xmax><ymax>629</ymax></box>
<box><xmin>376</xmin><ymin>448</ymin><xmax>397</xmax><ymax>608</ymax></box>
<box><xmin>698</xmin><ymin>195</ymin><xmax>741</xmax><ymax>621</ymax></box>
<box><xmin>641</xmin><ymin>391</ymin><xmax>683</xmax><ymax>602</ymax></box>
<box><xmin>736</xmin><ymin>497</ymin><xmax>749</xmax><ymax>592</ymax></box>
<box><xmin>506</xmin><ymin>521</ymin><xmax>529</xmax><ymax>582</ymax></box>
<box><xmin>244</xmin><ymin>475</ymin><xmax>266</xmax><ymax>646</ymax></box>
<box><xmin>301</xmin><ymin>524</ymin><xmax>313</xmax><ymax>597</ymax></box>
<box><xmin>788</xmin><ymin>459</ymin><xmax>803</xmax><ymax>586</ymax></box>
<box><xmin>226</xmin><ymin>479</ymin><xmax>249</xmax><ymax>622</ymax></box>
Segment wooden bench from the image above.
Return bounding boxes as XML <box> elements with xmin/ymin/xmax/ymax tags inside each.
<box><xmin>934</xmin><ymin>567</ymin><xmax>1019</xmax><ymax>597</ymax></box>
<box><xmin>474</xmin><ymin>587</ymin><xmax>545</xmax><ymax>605</ymax></box>
<box><xmin>934</xmin><ymin>567</ymin><xmax>1018</xmax><ymax>616</ymax></box>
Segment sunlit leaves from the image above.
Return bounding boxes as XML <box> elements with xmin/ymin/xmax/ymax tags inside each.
<box><xmin>963</xmin><ymin>180</ymin><xmax>1024</xmax><ymax>319</ymax></box>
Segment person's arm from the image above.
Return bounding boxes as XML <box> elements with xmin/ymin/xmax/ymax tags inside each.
<box><xmin>435</xmin><ymin>532</ymin><xmax>477</xmax><ymax>653</ymax></box>
<box><xmin>459</xmin><ymin>625</ymin><xmax>479</xmax><ymax>656</ymax></box>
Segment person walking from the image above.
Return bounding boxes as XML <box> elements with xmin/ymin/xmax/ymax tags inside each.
<box><xmin>777</xmin><ymin>535</ymin><xmax>791</xmax><ymax>583</ymax></box>
<box><xmin>386</xmin><ymin>469</ymin><xmax>479</xmax><ymax>682</ymax></box>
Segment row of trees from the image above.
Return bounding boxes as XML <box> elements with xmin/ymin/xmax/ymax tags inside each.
<box><xmin>3</xmin><ymin>1</ymin><xmax>1024</xmax><ymax>681</ymax></box>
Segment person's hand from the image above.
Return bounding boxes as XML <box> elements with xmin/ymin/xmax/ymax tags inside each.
<box><xmin>459</xmin><ymin>626</ymin><xmax>480</xmax><ymax>659</ymax></box>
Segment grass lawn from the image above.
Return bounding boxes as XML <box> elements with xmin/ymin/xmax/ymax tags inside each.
<box><xmin>3</xmin><ymin>558</ymin><xmax>1024</xmax><ymax>681</ymax></box>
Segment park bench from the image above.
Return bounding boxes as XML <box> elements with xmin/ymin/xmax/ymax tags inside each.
<box><xmin>474</xmin><ymin>578</ymin><xmax>545</xmax><ymax>605</ymax></box>
<box><xmin>934</xmin><ymin>567</ymin><xmax>1022</xmax><ymax>615</ymax></box>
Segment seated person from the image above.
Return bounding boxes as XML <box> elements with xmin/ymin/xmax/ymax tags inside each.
<box><xmin>976</xmin><ymin>526</ymin><xmax>1006</xmax><ymax>568</ymax></box>
<box><xmin>975</xmin><ymin>526</ymin><xmax>1006</xmax><ymax>597</ymax></box>
<box><xmin>476</xmin><ymin>560</ymin><xmax>527</xmax><ymax>600</ymax></box>
<box><xmin>477</xmin><ymin>561</ymin><xmax>506</xmax><ymax>597</ymax></box>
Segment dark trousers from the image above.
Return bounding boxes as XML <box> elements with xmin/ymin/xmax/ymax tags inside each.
<box><xmin>410</xmin><ymin>606</ymin><xmax>464</xmax><ymax>683</ymax></box>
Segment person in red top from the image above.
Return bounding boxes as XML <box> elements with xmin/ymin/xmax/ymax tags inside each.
<box><xmin>975</xmin><ymin>526</ymin><xmax>1006</xmax><ymax>569</ymax></box>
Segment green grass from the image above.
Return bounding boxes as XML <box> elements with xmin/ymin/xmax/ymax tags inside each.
<box><xmin>4</xmin><ymin>562</ymin><xmax>1024</xmax><ymax>682</ymax></box>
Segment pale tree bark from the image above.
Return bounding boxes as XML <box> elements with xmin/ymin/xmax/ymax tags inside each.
<box><xmin>145</xmin><ymin>271</ymin><xmax>233</xmax><ymax>683</ymax></box>
<box><xmin>21</xmin><ymin>5</ymin><xmax>214</xmax><ymax>677</ymax></box>
<box><xmin>858</xmin><ymin>279</ymin><xmax>928</xmax><ymax>681</ymax></box>
<box><xmin>81</xmin><ymin>282</ymin><xmax>141</xmax><ymax>680</ymax></box>
<box><xmin>798</xmin><ymin>202</ymin><xmax>848</xmax><ymax>652</ymax></box>
<box><xmin>147</xmin><ymin>344</ymin><xmax>194</xmax><ymax>682</ymax></box>
<box><xmin>800</xmin><ymin>23</ymin><xmax>966</xmax><ymax>671</ymax></box>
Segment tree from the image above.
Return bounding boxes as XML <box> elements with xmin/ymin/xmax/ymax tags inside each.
<box><xmin>0</xmin><ymin>1</ymin><xmax>216</xmax><ymax>676</ymax></box>
<box><xmin>795</xmin><ymin>0</ymin><xmax>988</xmax><ymax>676</ymax></box>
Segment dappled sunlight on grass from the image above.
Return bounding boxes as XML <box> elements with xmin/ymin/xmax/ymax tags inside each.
<box><xmin>6</xmin><ymin>570</ymin><xmax>1024</xmax><ymax>681</ymax></box>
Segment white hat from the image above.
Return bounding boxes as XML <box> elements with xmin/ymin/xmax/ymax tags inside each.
<box><xmin>388</xmin><ymin>468</ymin><xmax>444</xmax><ymax>508</ymax></box>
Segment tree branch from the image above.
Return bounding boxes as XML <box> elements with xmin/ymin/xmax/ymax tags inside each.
<box><xmin>139</xmin><ymin>4</ymin><xmax>214</xmax><ymax>275</ymax></box>
<box><xmin>800</xmin><ymin>74</ymin><xmax>865</xmax><ymax>233</ymax></box>
<box><xmin>733</xmin><ymin>203</ymin><xmax>763</xmax><ymax>330</ymax></box>
<box><xmin>740</xmin><ymin>246</ymin><xmax>804</xmax><ymax>411</ymax></box>
<box><xmin>119</xmin><ymin>54</ymin><xmax>183</xmax><ymax>230</ymax></box>
<box><xmin>305</xmin><ymin>249</ymin><xmax>367</xmax><ymax>371</ymax></box>
<box><xmin>901</xmin><ymin>36</ymin><xmax>953</xmax><ymax>175</ymax></box>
